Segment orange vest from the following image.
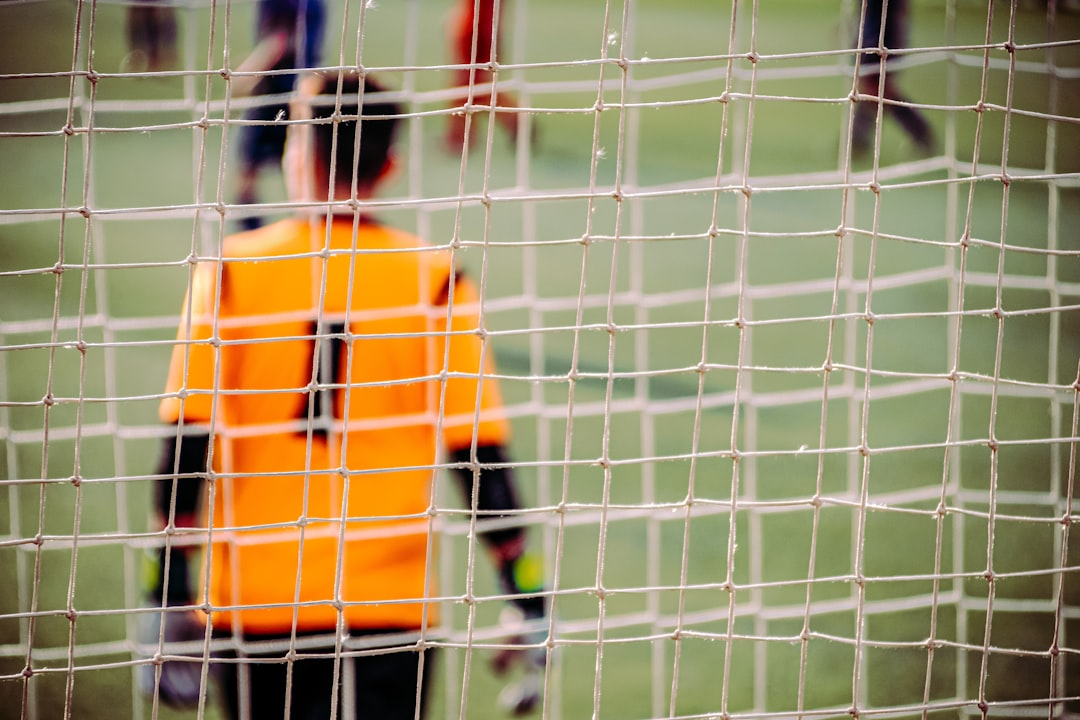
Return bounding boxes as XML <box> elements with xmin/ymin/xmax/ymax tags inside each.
<box><xmin>159</xmin><ymin>217</ymin><xmax>510</xmax><ymax>634</ymax></box>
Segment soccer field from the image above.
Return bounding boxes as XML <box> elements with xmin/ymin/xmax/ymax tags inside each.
<box><xmin>2</xmin><ymin>0</ymin><xmax>1079</xmax><ymax>719</ymax></box>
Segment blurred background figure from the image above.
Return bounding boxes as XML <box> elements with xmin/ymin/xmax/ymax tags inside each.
<box><xmin>125</xmin><ymin>0</ymin><xmax>178</xmax><ymax>72</ymax></box>
<box><xmin>445</xmin><ymin>0</ymin><xmax>526</xmax><ymax>152</ymax></box>
<box><xmin>851</xmin><ymin>0</ymin><xmax>933</xmax><ymax>156</ymax></box>
<box><xmin>235</xmin><ymin>0</ymin><xmax>325</xmax><ymax>230</ymax></box>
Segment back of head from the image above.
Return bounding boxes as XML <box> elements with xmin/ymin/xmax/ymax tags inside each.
<box><xmin>310</xmin><ymin>73</ymin><xmax>402</xmax><ymax>192</ymax></box>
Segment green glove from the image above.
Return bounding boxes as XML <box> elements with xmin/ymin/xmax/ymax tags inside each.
<box><xmin>492</xmin><ymin>553</ymin><xmax>548</xmax><ymax>716</ymax></box>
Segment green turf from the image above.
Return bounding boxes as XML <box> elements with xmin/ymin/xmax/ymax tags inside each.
<box><xmin>2</xmin><ymin>1</ymin><xmax>1079</xmax><ymax>719</ymax></box>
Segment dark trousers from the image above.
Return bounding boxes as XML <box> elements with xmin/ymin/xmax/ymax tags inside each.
<box><xmin>219</xmin><ymin>633</ymin><xmax>434</xmax><ymax>720</ymax></box>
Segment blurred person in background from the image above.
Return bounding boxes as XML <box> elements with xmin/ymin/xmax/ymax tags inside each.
<box><xmin>851</xmin><ymin>0</ymin><xmax>933</xmax><ymax>156</ymax></box>
<box><xmin>445</xmin><ymin>0</ymin><xmax>529</xmax><ymax>152</ymax></box>
<box><xmin>234</xmin><ymin>0</ymin><xmax>326</xmax><ymax>230</ymax></box>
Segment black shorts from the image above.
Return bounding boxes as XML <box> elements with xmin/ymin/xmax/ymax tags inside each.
<box><xmin>218</xmin><ymin>631</ymin><xmax>435</xmax><ymax>720</ymax></box>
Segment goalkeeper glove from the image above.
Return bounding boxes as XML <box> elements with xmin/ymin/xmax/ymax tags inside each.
<box><xmin>137</xmin><ymin>547</ymin><xmax>207</xmax><ymax>709</ymax></box>
<box><xmin>491</xmin><ymin>552</ymin><xmax>548</xmax><ymax>716</ymax></box>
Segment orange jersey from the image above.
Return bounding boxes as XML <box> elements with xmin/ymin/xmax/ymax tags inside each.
<box><xmin>159</xmin><ymin>216</ymin><xmax>510</xmax><ymax>634</ymax></box>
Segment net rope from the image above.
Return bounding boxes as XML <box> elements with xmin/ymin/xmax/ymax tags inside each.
<box><xmin>0</xmin><ymin>0</ymin><xmax>1077</xmax><ymax>719</ymax></box>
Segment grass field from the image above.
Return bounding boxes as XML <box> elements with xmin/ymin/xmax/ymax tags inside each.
<box><xmin>2</xmin><ymin>0</ymin><xmax>1079</xmax><ymax>719</ymax></box>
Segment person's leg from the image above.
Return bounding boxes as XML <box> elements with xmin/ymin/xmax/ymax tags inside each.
<box><xmin>348</xmin><ymin>644</ymin><xmax>435</xmax><ymax>720</ymax></box>
<box><xmin>217</xmin><ymin>650</ymin><xmax>260</xmax><ymax>720</ymax></box>
<box><xmin>445</xmin><ymin>0</ymin><xmax>521</xmax><ymax>152</ymax></box>
<box><xmin>289</xmin><ymin>654</ymin><xmax>338</xmax><ymax>720</ymax></box>
<box><xmin>880</xmin><ymin>75</ymin><xmax>932</xmax><ymax>152</ymax></box>
<box><xmin>881</xmin><ymin>0</ymin><xmax>910</xmax><ymax>53</ymax></box>
<box><xmin>852</xmin><ymin>73</ymin><xmax>879</xmax><ymax>155</ymax></box>
<box><xmin>126</xmin><ymin>3</ymin><xmax>178</xmax><ymax>71</ymax></box>
<box><xmin>852</xmin><ymin>0</ymin><xmax>886</xmax><ymax>156</ymax></box>
<box><xmin>220</xmin><ymin>653</ymin><xmax>295</xmax><ymax>720</ymax></box>
<box><xmin>219</xmin><ymin>644</ymin><xmax>339</xmax><ymax>720</ymax></box>
<box><xmin>877</xmin><ymin>0</ymin><xmax>931</xmax><ymax>151</ymax></box>
<box><xmin>235</xmin><ymin>108</ymin><xmax>287</xmax><ymax>231</ymax></box>
<box><xmin>235</xmin><ymin>165</ymin><xmax>262</xmax><ymax>231</ymax></box>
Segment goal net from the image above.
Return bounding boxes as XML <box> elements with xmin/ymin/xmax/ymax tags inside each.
<box><xmin>1</xmin><ymin>0</ymin><xmax>1078</xmax><ymax>719</ymax></box>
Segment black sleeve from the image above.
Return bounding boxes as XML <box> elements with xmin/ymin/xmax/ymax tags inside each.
<box><xmin>154</xmin><ymin>430</ymin><xmax>209</xmax><ymax>521</ymax></box>
<box><xmin>450</xmin><ymin>444</ymin><xmax>546</xmax><ymax>618</ymax></box>
<box><xmin>148</xmin><ymin>430</ymin><xmax>209</xmax><ymax>604</ymax></box>
<box><xmin>449</xmin><ymin>443</ymin><xmax>524</xmax><ymax>550</ymax></box>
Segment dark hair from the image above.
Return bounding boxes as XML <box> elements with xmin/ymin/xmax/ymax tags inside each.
<box><xmin>311</xmin><ymin>73</ymin><xmax>402</xmax><ymax>189</ymax></box>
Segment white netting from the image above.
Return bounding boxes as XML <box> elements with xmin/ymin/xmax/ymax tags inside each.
<box><xmin>1</xmin><ymin>0</ymin><xmax>1078</xmax><ymax>719</ymax></box>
